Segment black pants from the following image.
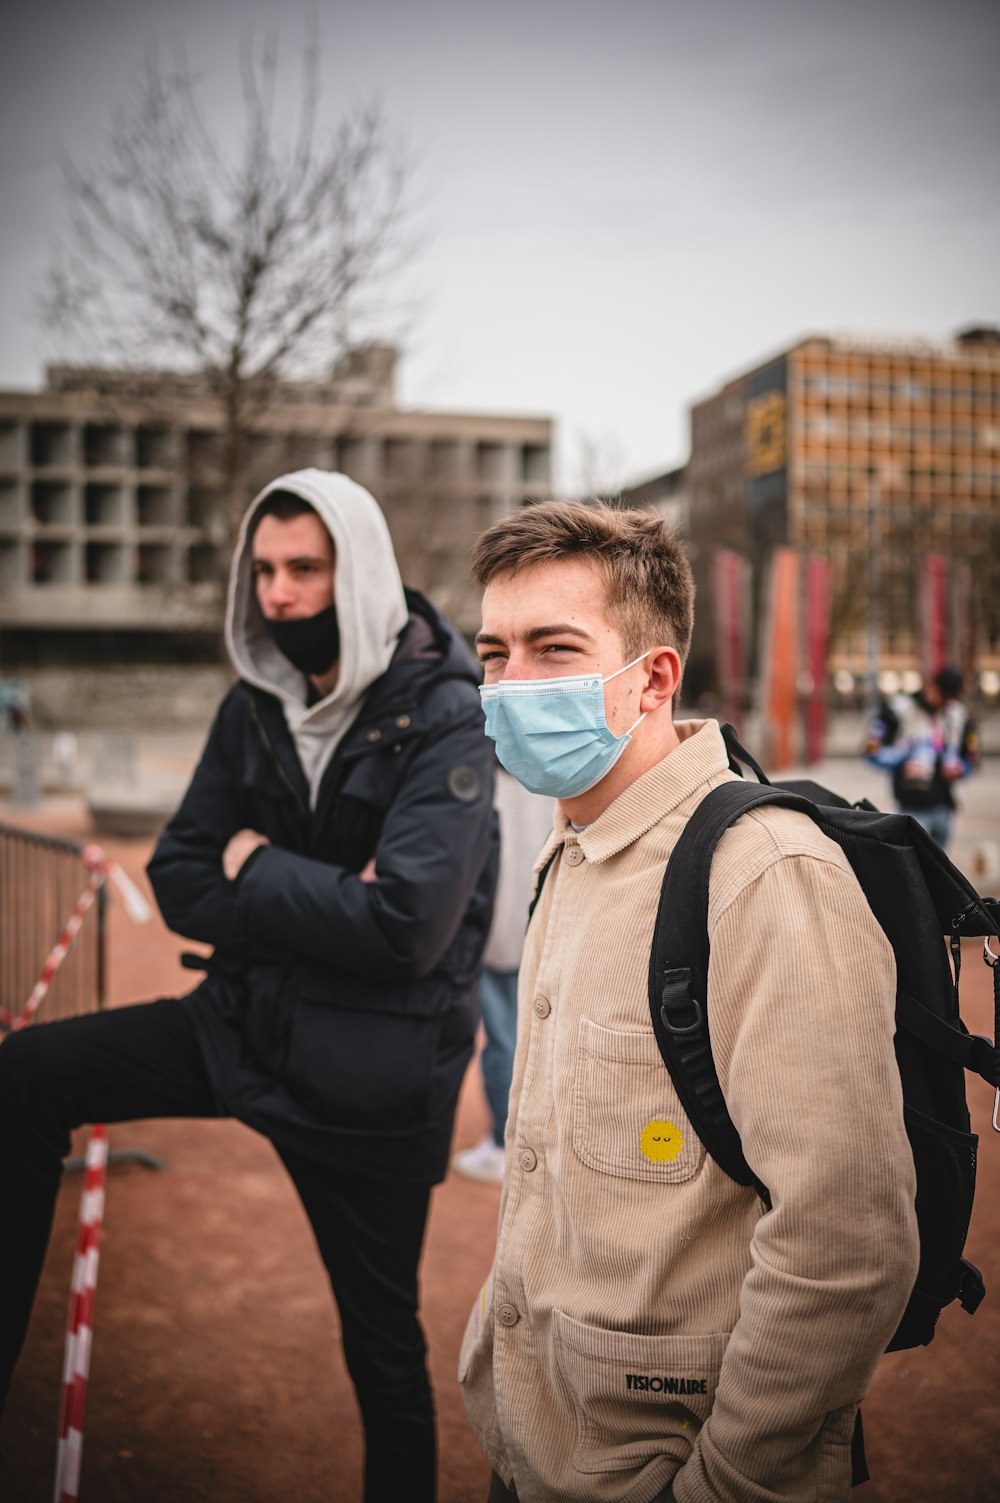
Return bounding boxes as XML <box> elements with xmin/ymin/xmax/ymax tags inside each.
<box><xmin>0</xmin><ymin>998</ymin><xmax>436</xmax><ymax>1503</ymax></box>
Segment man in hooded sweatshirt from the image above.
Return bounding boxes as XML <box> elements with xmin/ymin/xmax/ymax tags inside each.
<box><xmin>0</xmin><ymin>469</ymin><xmax>499</xmax><ymax>1502</ymax></box>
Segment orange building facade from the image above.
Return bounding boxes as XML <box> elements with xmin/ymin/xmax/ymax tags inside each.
<box><xmin>686</xmin><ymin>327</ymin><xmax>1000</xmax><ymax>696</ymax></box>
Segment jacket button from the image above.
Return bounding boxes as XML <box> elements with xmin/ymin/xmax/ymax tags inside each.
<box><xmin>520</xmin><ymin>1148</ymin><xmax>538</xmax><ymax>1172</ymax></box>
<box><xmin>564</xmin><ymin>845</ymin><xmax>584</xmax><ymax>866</ymax></box>
<box><xmin>366</xmin><ymin>728</ymin><xmax>382</xmax><ymax>743</ymax></box>
<box><xmin>533</xmin><ymin>996</ymin><xmax>551</xmax><ymax>1019</ymax></box>
<box><xmin>496</xmin><ymin>1303</ymin><xmax>520</xmax><ymax>1327</ymax></box>
<box><xmin>395</xmin><ymin>714</ymin><xmax>412</xmax><ymax>729</ymax></box>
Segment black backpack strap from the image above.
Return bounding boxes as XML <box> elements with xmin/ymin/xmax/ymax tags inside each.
<box><xmin>528</xmin><ymin>847</ymin><xmax>558</xmax><ymax>922</ymax></box>
<box><xmin>719</xmin><ymin>722</ymin><xmax>771</xmax><ymax>784</ymax></box>
<box><xmin>896</xmin><ymin>989</ymin><xmax>997</xmax><ymax>1085</ymax></box>
<box><xmin>648</xmin><ymin>779</ymin><xmax>821</xmax><ymax>1204</ymax></box>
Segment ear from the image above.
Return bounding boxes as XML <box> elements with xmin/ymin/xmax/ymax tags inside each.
<box><xmin>639</xmin><ymin>647</ymin><xmax>682</xmax><ymax>713</ymax></box>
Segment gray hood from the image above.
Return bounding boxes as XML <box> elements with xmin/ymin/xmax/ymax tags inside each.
<box><xmin>225</xmin><ymin>469</ymin><xmax>408</xmax><ymax>804</ymax></box>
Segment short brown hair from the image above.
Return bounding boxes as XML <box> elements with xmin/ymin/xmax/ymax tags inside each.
<box><xmin>472</xmin><ymin>501</ymin><xmax>695</xmax><ymax>664</ymax></box>
<box><xmin>252</xmin><ymin>489</ymin><xmax>316</xmax><ymax>528</ymax></box>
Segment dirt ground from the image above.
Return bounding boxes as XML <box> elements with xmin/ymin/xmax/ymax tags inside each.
<box><xmin>2</xmin><ymin>814</ymin><xmax>999</xmax><ymax>1502</ymax></box>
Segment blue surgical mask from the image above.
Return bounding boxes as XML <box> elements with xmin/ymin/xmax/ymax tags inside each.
<box><xmin>479</xmin><ymin>653</ymin><xmax>650</xmax><ymax>798</ymax></box>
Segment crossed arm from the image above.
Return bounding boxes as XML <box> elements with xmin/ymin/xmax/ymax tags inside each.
<box><xmin>148</xmin><ymin>696</ymin><xmax>495</xmax><ymax>980</ymax></box>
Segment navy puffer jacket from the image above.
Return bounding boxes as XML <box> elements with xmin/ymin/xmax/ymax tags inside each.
<box><xmin>147</xmin><ymin>589</ymin><xmax>498</xmax><ymax>1182</ymax></box>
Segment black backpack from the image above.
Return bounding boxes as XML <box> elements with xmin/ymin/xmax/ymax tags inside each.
<box><xmin>649</xmin><ymin>724</ymin><xmax>1000</xmax><ymax>1357</ymax></box>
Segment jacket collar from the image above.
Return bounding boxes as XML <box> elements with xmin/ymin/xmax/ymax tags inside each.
<box><xmin>236</xmin><ymin>585</ymin><xmax>485</xmax><ymax>841</ymax></box>
<box><xmin>538</xmin><ymin>719</ymin><xmax>732</xmax><ymax>867</ymax></box>
<box><xmin>352</xmin><ymin>587</ymin><xmax>479</xmax><ymax>722</ymax></box>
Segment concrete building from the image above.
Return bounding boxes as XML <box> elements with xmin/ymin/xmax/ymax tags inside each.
<box><xmin>620</xmin><ymin>464</ymin><xmax>689</xmax><ymax>535</ymax></box>
<box><xmin>0</xmin><ymin>348</ymin><xmax>552</xmax><ymax>726</ymax></box>
<box><xmin>682</xmin><ymin>326</ymin><xmax>1000</xmax><ymax>697</ymax></box>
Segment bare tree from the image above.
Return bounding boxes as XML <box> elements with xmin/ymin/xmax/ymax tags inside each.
<box><xmin>41</xmin><ymin>31</ymin><xmax>417</xmax><ymax>535</ymax></box>
<box><xmin>569</xmin><ymin>428</ymin><xmax>629</xmax><ymax>502</ymax></box>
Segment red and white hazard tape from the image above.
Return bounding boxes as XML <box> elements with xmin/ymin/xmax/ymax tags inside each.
<box><xmin>1</xmin><ymin>868</ymin><xmax>103</xmax><ymax>1033</ymax></box>
<box><xmin>53</xmin><ymin>1124</ymin><xmax>108</xmax><ymax>1503</ymax></box>
<box><xmin>1</xmin><ymin>843</ymin><xmax>150</xmax><ymax>1033</ymax></box>
<box><xmin>0</xmin><ymin>836</ymin><xmax>150</xmax><ymax>1498</ymax></box>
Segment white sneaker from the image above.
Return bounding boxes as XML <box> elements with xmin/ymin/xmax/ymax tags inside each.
<box><xmin>452</xmin><ymin>1134</ymin><xmax>506</xmax><ymax>1185</ymax></box>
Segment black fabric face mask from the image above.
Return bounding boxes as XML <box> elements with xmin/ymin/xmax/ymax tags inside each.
<box><xmin>264</xmin><ymin>603</ymin><xmax>341</xmax><ymax>677</ymax></box>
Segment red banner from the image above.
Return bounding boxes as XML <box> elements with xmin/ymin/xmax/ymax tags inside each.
<box><xmin>919</xmin><ymin>553</ymin><xmax>949</xmax><ymax>679</ymax></box>
<box><xmin>949</xmin><ymin>559</ymin><xmax>975</xmax><ymax>687</ymax></box>
<box><xmin>761</xmin><ymin>547</ymin><xmax>799</xmax><ymax>770</ymax></box>
<box><xmin>803</xmin><ymin>555</ymin><xmax>831</xmax><ymax>765</ymax></box>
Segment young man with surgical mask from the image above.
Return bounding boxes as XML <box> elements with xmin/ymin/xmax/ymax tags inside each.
<box><xmin>459</xmin><ymin>501</ymin><xmax>917</xmax><ymax>1503</ymax></box>
<box><xmin>0</xmin><ymin>470</ymin><xmax>498</xmax><ymax>1503</ymax></box>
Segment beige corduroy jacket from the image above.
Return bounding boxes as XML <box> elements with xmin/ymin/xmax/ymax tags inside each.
<box><xmin>459</xmin><ymin>719</ymin><xmax>918</xmax><ymax>1503</ymax></box>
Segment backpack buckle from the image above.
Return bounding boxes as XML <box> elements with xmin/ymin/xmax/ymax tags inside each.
<box><xmin>662</xmin><ymin>996</ymin><xmax>704</xmax><ymax>1036</ymax></box>
<box><xmin>659</xmin><ymin>970</ymin><xmax>704</xmax><ymax>1036</ymax></box>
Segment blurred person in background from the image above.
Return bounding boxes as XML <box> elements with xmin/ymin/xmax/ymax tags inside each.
<box><xmin>452</xmin><ymin>762</ymin><xmax>554</xmax><ymax>1185</ymax></box>
<box><xmin>0</xmin><ymin>469</ymin><xmax>498</xmax><ymax>1503</ymax></box>
<box><xmin>865</xmin><ymin>664</ymin><xmax>979</xmax><ymax>850</ymax></box>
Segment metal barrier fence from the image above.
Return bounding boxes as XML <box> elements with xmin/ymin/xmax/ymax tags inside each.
<box><xmin>0</xmin><ymin>820</ymin><xmax>154</xmax><ymax>1502</ymax></box>
<box><xmin>0</xmin><ymin>822</ymin><xmax>106</xmax><ymax>1032</ymax></box>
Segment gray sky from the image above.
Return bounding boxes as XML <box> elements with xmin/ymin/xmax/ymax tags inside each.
<box><xmin>1</xmin><ymin>0</ymin><xmax>997</xmax><ymax>489</ymax></box>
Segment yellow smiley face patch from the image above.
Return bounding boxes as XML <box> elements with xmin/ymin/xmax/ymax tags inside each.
<box><xmin>640</xmin><ymin>1117</ymin><xmax>685</xmax><ymax>1164</ymax></box>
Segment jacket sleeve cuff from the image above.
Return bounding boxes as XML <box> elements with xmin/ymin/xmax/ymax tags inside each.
<box><xmin>233</xmin><ymin>842</ymin><xmax>269</xmax><ymax>887</ymax></box>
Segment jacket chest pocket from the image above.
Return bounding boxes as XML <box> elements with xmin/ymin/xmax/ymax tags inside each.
<box><xmin>319</xmin><ymin>750</ymin><xmax>404</xmax><ymax>869</ymax></box>
<box><xmin>321</xmin><ymin>795</ymin><xmax>385</xmax><ymax>871</ymax></box>
<box><xmin>572</xmin><ymin>1018</ymin><xmax>704</xmax><ymax>1183</ymax></box>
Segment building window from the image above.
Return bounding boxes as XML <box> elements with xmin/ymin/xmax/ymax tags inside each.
<box><xmin>31</xmin><ymin>423</ymin><xmax>75</xmax><ymax>468</ymax></box>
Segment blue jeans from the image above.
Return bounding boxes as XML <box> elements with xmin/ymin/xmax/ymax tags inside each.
<box><xmin>479</xmin><ymin>968</ymin><xmax>519</xmax><ymax>1145</ymax></box>
<box><xmin>903</xmin><ymin>804</ymin><xmax>953</xmax><ymax>850</ymax></box>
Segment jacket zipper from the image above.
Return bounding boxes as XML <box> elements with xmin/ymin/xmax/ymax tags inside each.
<box><xmin>243</xmin><ymin>689</ymin><xmax>310</xmax><ymax>819</ymax></box>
